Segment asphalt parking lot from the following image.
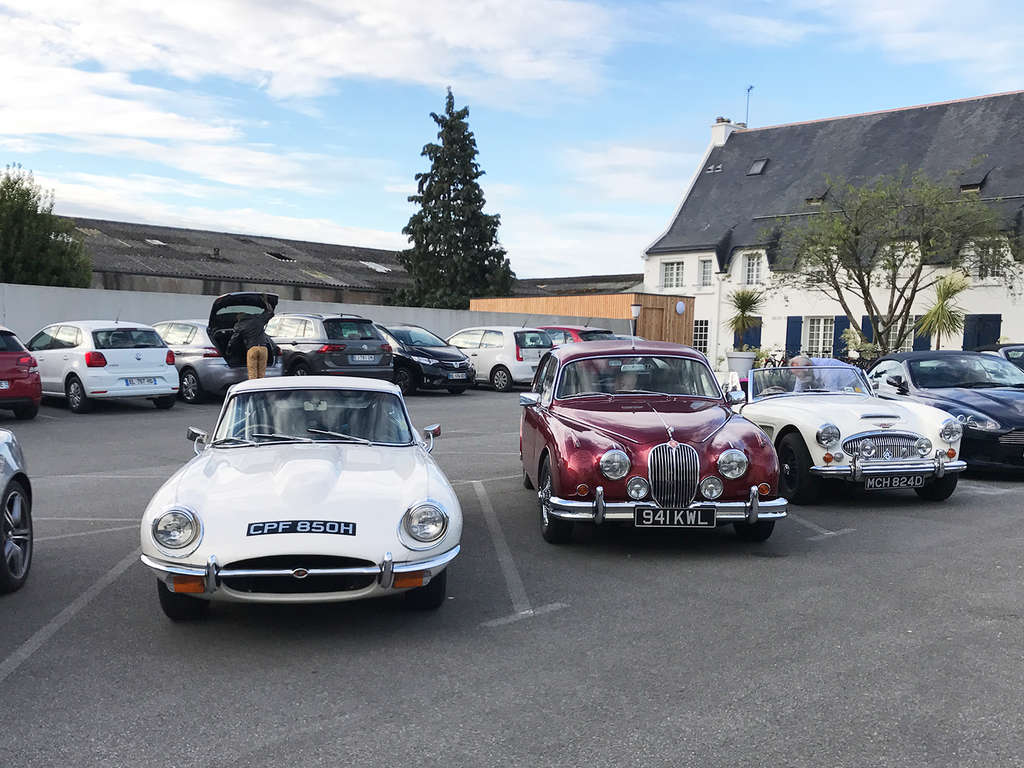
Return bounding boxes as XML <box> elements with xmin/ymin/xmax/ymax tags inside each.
<box><xmin>1</xmin><ymin>389</ymin><xmax>1023</xmax><ymax>767</ymax></box>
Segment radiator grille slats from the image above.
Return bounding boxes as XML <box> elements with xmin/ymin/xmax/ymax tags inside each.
<box><xmin>842</xmin><ymin>431</ymin><xmax>920</xmax><ymax>459</ymax></box>
<box><xmin>998</xmin><ymin>429</ymin><xmax>1024</xmax><ymax>445</ymax></box>
<box><xmin>648</xmin><ymin>442</ymin><xmax>699</xmax><ymax>508</ymax></box>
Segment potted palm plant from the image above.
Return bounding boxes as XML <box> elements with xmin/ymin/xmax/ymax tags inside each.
<box><xmin>725</xmin><ymin>288</ymin><xmax>765</xmax><ymax>376</ymax></box>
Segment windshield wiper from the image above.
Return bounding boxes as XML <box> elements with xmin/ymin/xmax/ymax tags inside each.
<box><xmin>251</xmin><ymin>432</ymin><xmax>313</xmax><ymax>443</ymax></box>
<box><xmin>562</xmin><ymin>391</ymin><xmax>609</xmax><ymax>399</ymax></box>
<box><xmin>306</xmin><ymin>428</ymin><xmax>372</xmax><ymax>444</ymax></box>
<box><xmin>801</xmin><ymin>388</ymin><xmax>832</xmax><ymax>393</ymax></box>
<box><xmin>210</xmin><ymin>436</ymin><xmax>256</xmax><ymax>447</ymax></box>
<box><xmin>614</xmin><ymin>389</ymin><xmax>667</xmax><ymax>395</ymax></box>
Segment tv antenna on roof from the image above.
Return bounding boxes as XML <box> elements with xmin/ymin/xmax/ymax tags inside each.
<box><xmin>745</xmin><ymin>85</ymin><xmax>754</xmax><ymax>126</ymax></box>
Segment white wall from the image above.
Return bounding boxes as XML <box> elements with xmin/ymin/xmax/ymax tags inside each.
<box><xmin>0</xmin><ymin>283</ymin><xmax>631</xmax><ymax>340</ymax></box>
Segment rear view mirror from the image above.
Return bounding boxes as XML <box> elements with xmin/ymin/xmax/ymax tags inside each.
<box><xmin>726</xmin><ymin>389</ymin><xmax>746</xmax><ymax>406</ymax></box>
<box><xmin>186</xmin><ymin>426</ymin><xmax>208</xmax><ymax>455</ymax></box>
<box><xmin>519</xmin><ymin>392</ymin><xmax>540</xmax><ymax>407</ymax></box>
<box><xmin>422</xmin><ymin>423</ymin><xmax>441</xmax><ymax>453</ymax></box>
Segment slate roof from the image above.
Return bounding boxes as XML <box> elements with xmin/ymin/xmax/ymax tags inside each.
<box><xmin>512</xmin><ymin>273</ymin><xmax>644</xmax><ymax>296</ymax></box>
<box><xmin>72</xmin><ymin>217</ymin><xmax>409</xmax><ymax>293</ymax></box>
<box><xmin>647</xmin><ymin>91</ymin><xmax>1024</xmax><ymax>270</ymax></box>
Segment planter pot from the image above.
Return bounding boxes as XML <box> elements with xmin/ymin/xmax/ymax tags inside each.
<box><xmin>726</xmin><ymin>351</ymin><xmax>756</xmax><ymax>377</ymax></box>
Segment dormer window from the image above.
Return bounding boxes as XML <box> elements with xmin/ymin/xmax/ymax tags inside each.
<box><xmin>806</xmin><ymin>183</ymin><xmax>830</xmax><ymax>206</ymax></box>
<box><xmin>747</xmin><ymin>158</ymin><xmax>768</xmax><ymax>176</ymax></box>
<box><xmin>958</xmin><ymin>167</ymin><xmax>991</xmax><ymax>195</ymax></box>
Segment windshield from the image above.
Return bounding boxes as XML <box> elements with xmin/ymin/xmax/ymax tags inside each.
<box><xmin>750</xmin><ymin>366</ymin><xmax>872</xmax><ymax>400</ymax></box>
<box><xmin>323</xmin><ymin>319</ymin><xmax>379</xmax><ymax>341</ymax></box>
<box><xmin>556</xmin><ymin>355</ymin><xmax>721</xmax><ymax>398</ymax></box>
<box><xmin>579</xmin><ymin>329</ymin><xmax>614</xmax><ymax>342</ymax></box>
<box><xmin>907</xmin><ymin>354</ymin><xmax>1024</xmax><ymax>389</ymax></box>
<box><xmin>214</xmin><ymin>388</ymin><xmax>414</xmax><ymax>445</ymax></box>
<box><xmin>92</xmin><ymin>329</ymin><xmax>165</xmax><ymax>349</ymax></box>
<box><xmin>388</xmin><ymin>327</ymin><xmax>446</xmax><ymax>347</ymax></box>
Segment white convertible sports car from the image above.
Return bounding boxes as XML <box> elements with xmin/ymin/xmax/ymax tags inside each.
<box><xmin>739</xmin><ymin>362</ymin><xmax>965</xmax><ymax>504</ymax></box>
<box><xmin>140</xmin><ymin>376</ymin><xmax>461</xmax><ymax>620</ymax></box>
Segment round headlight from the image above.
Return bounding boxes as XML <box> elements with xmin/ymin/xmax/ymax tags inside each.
<box><xmin>717</xmin><ymin>449</ymin><xmax>748</xmax><ymax>480</ymax></box>
<box><xmin>700</xmin><ymin>476</ymin><xmax>724</xmax><ymax>499</ymax></box>
<box><xmin>153</xmin><ymin>509</ymin><xmax>200</xmax><ymax>550</ymax></box>
<box><xmin>816</xmin><ymin>423</ymin><xmax>841</xmax><ymax>449</ymax></box>
<box><xmin>626</xmin><ymin>476</ymin><xmax>649</xmax><ymax>500</ymax></box>
<box><xmin>599</xmin><ymin>449</ymin><xmax>630</xmax><ymax>480</ymax></box>
<box><xmin>403</xmin><ymin>504</ymin><xmax>448</xmax><ymax>543</ymax></box>
<box><xmin>939</xmin><ymin>418</ymin><xmax>963</xmax><ymax>444</ymax></box>
<box><xmin>915</xmin><ymin>437</ymin><xmax>932</xmax><ymax>457</ymax></box>
<box><xmin>859</xmin><ymin>438</ymin><xmax>876</xmax><ymax>459</ymax></box>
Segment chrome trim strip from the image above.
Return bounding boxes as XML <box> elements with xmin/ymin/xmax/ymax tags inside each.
<box><xmin>140</xmin><ymin>554</ymin><xmax>206</xmax><ymax>576</ymax></box>
<box><xmin>392</xmin><ymin>544</ymin><xmax>461</xmax><ymax>573</ymax></box>
<box><xmin>546</xmin><ymin>495</ymin><xmax>787</xmax><ymax>522</ymax></box>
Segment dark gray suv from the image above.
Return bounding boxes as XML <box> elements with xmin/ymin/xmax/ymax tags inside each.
<box><xmin>267</xmin><ymin>313</ymin><xmax>393</xmax><ymax>380</ymax></box>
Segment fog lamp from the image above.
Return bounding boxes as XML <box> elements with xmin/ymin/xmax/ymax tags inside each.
<box><xmin>699</xmin><ymin>476</ymin><xmax>723</xmax><ymax>500</ymax></box>
<box><xmin>626</xmin><ymin>477</ymin><xmax>649</xmax><ymax>500</ymax></box>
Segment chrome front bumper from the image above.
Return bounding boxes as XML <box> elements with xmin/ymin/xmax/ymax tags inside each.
<box><xmin>141</xmin><ymin>545</ymin><xmax>460</xmax><ymax>595</ymax></box>
<box><xmin>547</xmin><ymin>485</ymin><xmax>787</xmax><ymax>526</ymax></box>
<box><xmin>811</xmin><ymin>454</ymin><xmax>967</xmax><ymax>480</ymax></box>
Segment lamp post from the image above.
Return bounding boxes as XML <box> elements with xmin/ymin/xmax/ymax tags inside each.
<box><xmin>630</xmin><ymin>302</ymin><xmax>642</xmax><ymax>348</ymax></box>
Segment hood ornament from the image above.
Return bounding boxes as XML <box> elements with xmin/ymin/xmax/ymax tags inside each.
<box><xmin>647</xmin><ymin>403</ymin><xmax>674</xmax><ymax>442</ymax></box>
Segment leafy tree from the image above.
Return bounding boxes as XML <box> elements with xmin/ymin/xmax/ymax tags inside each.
<box><xmin>776</xmin><ymin>170</ymin><xmax>1016</xmax><ymax>354</ymax></box>
<box><xmin>397</xmin><ymin>89</ymin><xmax>514</xmax><ymax>309</ymax></box>
<box><xmin>0</xmin><ymin>165</ymin><xmax>91</xmax><ymax>288</ymax></box>
<box><xmin>917</xmin><ymin>273</ymin><xmax>970</xmax><ymax>350</ymax></box>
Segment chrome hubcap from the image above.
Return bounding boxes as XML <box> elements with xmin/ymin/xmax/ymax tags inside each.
<box><xmin>182</xmin><ymin>373</ymin><xmax>198</xmax><ymax>400</ymax></box>
<box><xmin>538</xmin><ymin>473</ymin><xmax>552</xmax><ymax>528</ymax></box>
<box><xmin>495</xmin><ymin>371</ymin><xmax>509</xmax><ymax>389</ymax></box>
<box><xmin>3</xmin><ymin>490</ymin><xmax>30</xmax><ymax>579</ymax></box>
<box><xmin>69</xmin><ymin>382</ymin><xmax>82</xmax><ymax>408</ymax></box>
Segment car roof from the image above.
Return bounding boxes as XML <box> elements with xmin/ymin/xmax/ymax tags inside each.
<box><xmin>450</xmin><ymin>326</ymin><xmax>549</xmax><ymax>334</ymax></box>
<box><xmin>229</xmin><ymin>375</ymin><xmax>401</xmax><ymax>395</ymax></box>
<box><xmin>45</xmin><ymin>320</ymin><xmax>157</xmax><ymax>331</ymax></box>
<box><xmin>550</xmin><ymin>339</ymin><xmax>705</xmax><ymax>364</ymax></box>
<box><xmin>0</xmin><ymin>325</ymin><xmax>16</xmax><ymax>335</ymax></box>
<box><xmin>976</xmin><ymin>343</ymin><xmax>1024</xmax><ymax>351</ymax></box>
<box><xmin>872</xmin><ymin>350</ymin><xmax>989</xmax><ymax>365</ymax></box>
<box><xmin>275</xmin><ymin>312</ymin><xmax>370</xmax><ymax>321</ymax></box>
<box><xmin>154</xmin><ymin>319</ymin><xmax>207</xmax><ymax>326</ymax></box>
<box><xmin>539</xmin><ymin>325</ymin><xmax>612</xmax><ymax>332</ymax></box>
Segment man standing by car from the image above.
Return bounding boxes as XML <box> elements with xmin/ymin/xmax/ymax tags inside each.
<box><xmin>228</xmin><ymin>293</ymin><xmax>275</xmax><ymax>379</ymax></box>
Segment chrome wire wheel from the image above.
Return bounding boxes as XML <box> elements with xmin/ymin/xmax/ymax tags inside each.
<box><xmin>538</xmin><ymin>458</ymin><xmax>572</xmax><ymax>544</ymax></box>
<box><xmin>1</xmin><ymin>482</ymin><xmax>32</xmax><ymax>590</ymax></box>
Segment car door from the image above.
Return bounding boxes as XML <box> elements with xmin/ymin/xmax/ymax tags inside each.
<box><xmin>54</xmin><ymin>326</ymin><xmax>83</xmax><ymax>385</ymax></box>
<box><xmin>26</xmin><ymin>325</ymin><xmax>62</xmax><ymax>393</ymax></box>
<box><xmin>477</xmin><ymin>330</ymin><xmax>504</xmax><ymax>379</ymax></box>
<box><xmin>522</xmin><ymin>354</ymin><xmax>558</xmax><ymax>481</ymax></box>
<box><xmin>448</xmin><ymin>330</ymin><xmax>485</xmax><ymax>381</ymax></box>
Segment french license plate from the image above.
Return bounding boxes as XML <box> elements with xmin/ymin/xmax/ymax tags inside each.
<box><xmin>246</xmin><ymin>520</ymin><xmax>356</xmax><ymax>536</ymax></box>
<box><xmin>449</xmin><ymin>372</ymin><xmax>467</xmax><ymax>380</ymax></box>
<box><xmin>635</xmin><ymin>508</ymin><xmax>716</xmax><ymax>528</ymax></box>
<box><xmin>350</xmin><ymin>354</ymin><xmax>376</xmax><ymax>363</ymax></box>
<box><xmin>865</xmin><ymin>475</ymin><xmax>926</xmax><ymax>490</ymax></box>
<box><xmin>125</xmin><ymin>377</ymin><xmax>157</xmax><ymax>386</ymax></box>
<box><xmin>0</xmin><ymin>381</ymin><xmax>8</xmax><ymax>390</ymax></box>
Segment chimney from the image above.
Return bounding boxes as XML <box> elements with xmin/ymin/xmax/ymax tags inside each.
<box><xmin>711</xmin><ymin>116</ymin><xmax>739</xmax><ymax>147</ymax></box>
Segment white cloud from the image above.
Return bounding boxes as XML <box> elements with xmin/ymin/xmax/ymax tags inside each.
<box><xmin>563</xmin><ymin>144</ymin><xmax>703</xmax><ymax>204</ymax></box>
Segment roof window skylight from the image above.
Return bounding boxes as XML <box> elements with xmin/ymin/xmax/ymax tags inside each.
<box><xmin>145</xmin><ymin>239</ymin><xmax>166</xmax><ymax>246</ymax></box>
<box><xmin>747</xmin><ymin>158</ymin><xmax>768</xmax><ymax>176</ymax></box>
<box><xmin>266</xmin><ymin>251</ymin><xmax>296</xmax><ymax>262</ymax></box>
<box><xmin>360</xmin><ymin>260</ymin><xmax>392</xmax><ymax>273</ymax></box>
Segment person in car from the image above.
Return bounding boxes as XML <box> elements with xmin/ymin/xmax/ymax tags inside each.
<box><xmin>228</xmin><ymin>293</ymin><xmax>276</xmax><ymax>379</ymax></box>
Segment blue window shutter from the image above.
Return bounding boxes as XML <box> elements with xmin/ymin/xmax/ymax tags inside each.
<box><xmin>860</xmin><ymin>315</ymin><xmax>874</xmax><ymax>343</ymax></box>
<box><xmin>832</xmin><ymin>315</ymin><xmax>850</xmax><ymax>356</ymax></box>
<box><xmin>785</xmin><ymin>316</ymin><xmax>802</xmax><ymax>357</ymax></box>
<box><xmin>735</xmin><ymin>319</ymin><xmax>762</xmax><ymax>349</ymax></box>
<box><xmin>912</xmin><ymin>323</ymin><xmax>930</xmax><ymax>351</ymax></box>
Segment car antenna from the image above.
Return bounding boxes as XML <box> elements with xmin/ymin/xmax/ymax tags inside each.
<box><xmin>583</xmin><ymin>317</ymin><xmax>591</xmax><ymax>327</ymax></box>
<box><xmin>521</xmin><ymin>316</ymin><xmax>529</xmax><ymax>328</ymax></box>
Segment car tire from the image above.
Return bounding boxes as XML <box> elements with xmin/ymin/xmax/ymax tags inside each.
<box><xmin>0</xmin><ymin>480</ymin><xmax>32</xmax><ymax>594</ymax></box>
<box><xmin>733</xmin><ymin>520</ymin><xmax>775</xmax><ymax>542</ymax></box>
<box><xmin>179</xmin><ymin>369</ymin><xmax>205</xmax><ymax>404</ymax></box>
<box><xmin>153</xmin><ymin>395</ymin><xmax>176</xmax><ymax>410</ymax></box>
<box><xmin>914</xmin><ymin>474</ymin><xmax>959</xmax><ymax>501</ymax></box>
<box><xmin>538</xmin><ymin>456</ymin><xmax>573</xmax><ymax>544</ymax></box>
<box><xmin>291</xmin><ymin>361</ymin><xmax>311</xmax><ymax>376</ymax></box>
<box><xmin>404</xmin><ymin>568</ymin><xmax>448</xmax><ymax>610</ymax></box>
<box><xmin>447</xmin><ymin>387</ymin><xmax>466</xmax><ymax>395</ymax></box>
<box><xmin>522</xmin><ymin>468</ymin><xmax>534</xmax><ymax>490</ymax></box>
<box><xmin>156</xmin><ymin>579</ymin><xmax>210</xmax><ymax>621</ymax></box>
<box><xmin>394</xmin><ymin>366</ymin><xmax>417</xmax><ymax>395</ymax></box>
<box><xmin>776</xmin><ymin>432</ymin><xmax>820</xmax><ymax>505</ymax></box>
<box><xmin>65</xmin><ymin>375</ymin><xmax>92</xmax><ymax>413</ymax></box>
<box><xmin>491</xmin><ymin>366</ymin><xmax>513</xmax><ymax>393</ymax></box>
<box><xmin>12</xmin><ymin>404</ymin><xmax>38</xmax><ymax>420</ymax></box>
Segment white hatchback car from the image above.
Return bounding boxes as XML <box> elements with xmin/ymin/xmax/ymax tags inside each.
<box><xmin>140</xmin><ymin>376</ymin><xmax>461</xmax><ymax>620</ymax></box>
<box><xmin>25</xmin><ymin>321</ymin><xmax>178</xmax><ymax>413</ymax></box>
<box><xmin>447</xmin><ymin>326</ymin><xmax>553</xmax><ymax>392</ymax></box>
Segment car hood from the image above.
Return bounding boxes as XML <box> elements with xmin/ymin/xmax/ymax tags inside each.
<box><xmin>406</xmin><ymin>345</ymin><xmax>467</xmax><ymax>362</ymax></box>
<box><xmin>914</xmin><ymin>387</ymin><xmax>1024</xmax><ymax>424</ymax></box>
<box><xmin>553</xmin><ymin>398</ymin><xmax>729</xmax><ymax>445</ymax></box>
<box><xmin>744</xmin><ymin>393</ymin><xmax>953</xmax><ymax>434</ymax></box>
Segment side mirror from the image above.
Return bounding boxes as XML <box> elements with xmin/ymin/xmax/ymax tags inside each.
<box><xmin>519</xmin><ymin>392</ymin><xmax>541</xmax><ymax>407</ymax></box>
<box><xmin>726</xmin><ymin>389</ymin><xmax>746</xmax><ymax>406</ymax></box>
<box><xmin>422</xmin><ymin>423</ymin><xmax>441</xmax><ymax>453</ymax></box>
<box><xmin>186</xmin><ymin>426</ymin><xmax>207</xmax><ymax>455</ymax></box>
<box><xmin>885</xmin><ymin>375</ymin><xmax>908</xmax><ymax>393</ymax></box>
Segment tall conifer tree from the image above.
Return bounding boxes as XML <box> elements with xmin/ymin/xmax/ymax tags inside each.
<box><xmin>398</xmin><ymin>89</ymin><xmax>514</xmax><ymax>308</ymax></box>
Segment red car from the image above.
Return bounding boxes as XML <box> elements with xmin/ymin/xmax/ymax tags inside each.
<box><xmin>539</xmin><ymin>325</ymin><xmax>616</xmax><ymax>345</ymax></box>
<box><xmin>520</xmin><ymin>340</ymin><xmax>786</xmax><ymax>543</ymax></box>
<box><xmin>0</xmin><ymin>326</ymin><xmax>41</xmax><ymax>420</ymax></box>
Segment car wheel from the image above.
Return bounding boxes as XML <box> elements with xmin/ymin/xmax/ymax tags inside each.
<box><xmin>394</xmin><ymin>366</ymin><xmax>417</xmax><ymax>395</ymax></box>
<box><xmin>776</xmin><ymin>432</ymin><xmax>820</xmax><ymax>505</ymax></box>
<box><xmin>538</xmin><ymin>456</ymin><xmax>573</xmax><ymax>544</ymax></box>
<box><xmin>156</xmin><ymin>579</ymin><xmax>210</xmax><ymax>621</ymax></box>
<box><xmin>491</xmin><ymin>366</ymin><xmax>513</xmax><ymax>392</ymax></box>
<box><xmin>522</xmin><ymin>468</ymin><xmax>534</xmax><ymax>490</ymax></box>
<box><xmin>914</xmin><ymin>474</ymin><xmax>959</xmax><ymax>501</ymax></box>
<box><xmin>12</xmin><ymin>404</ymin><xmax>38</xmax><ymax>420</ymax></box>
<box><xmin>153</xmin><ymin>395</ymin><xmax>176</xmax><ymax>410</ymax></box>
<box><xmin>447</xmin><ymin>387</ymin><xmax>466</xmax><ymax>395</ymax></box>
<box><xmin>179</xmin><ymin>369</ymin><xmax>205</xmax><ymax>404</ymax></box>
<box><xmin>291</xmin><ymin>361</ymin><xmax>311</xmax><ymax>376</ymax></box>
<box><xmin>65</xmin><ymin>375</ymin><xmax>92</xmax><ymax>413</ymax></box>
<box><xmin>0</xmin><ymin>480</ymin><xmax>32</xmax><ymax>593</ymax></box>
<box><xmin>733</xmin><ymin>520</ymin><xmax>775</xmax><ymax>542</ymax></box>
<box><xmin>404</xmin><ymin>568</ymin><xmax>448</xmax><ymax>610</ymax></box>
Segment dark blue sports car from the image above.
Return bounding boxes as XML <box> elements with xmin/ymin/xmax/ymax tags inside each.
<box><xmin>867</xmin><ymin>351</ymin><xmax>1024</xmax><ymax>469</ymax></box>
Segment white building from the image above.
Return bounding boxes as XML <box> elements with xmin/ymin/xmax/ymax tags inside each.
<box><xmin>643</xmin><ymin>92</ymin><xmax>1024</xmax><ymax>368</ymax></box>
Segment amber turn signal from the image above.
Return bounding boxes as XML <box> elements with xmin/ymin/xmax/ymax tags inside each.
<box><xmin>946</xmin><ymin>448</ymin><xmax>956</xmax><ymax>458</ymax></box>
<box><xmin>170</xmin><ymin>575</ymin><xmax>205</xmax><ymax>593</ymax></box>
<box><xmin>823</xmin><ymin>452</ymin><xmax>834</xmax><ymax>463</ymax></box>
<box><xmin>393</xmin><ymin>571</ymin><xmax>426</xmax><ymax>589</ymax></box>
<box><xmin>576</xmin><ymin>484</ymin><xmax>589</xmax><ymax>496</ymax></box>
<box><xmin>757</xmin><ymin>483</ymin><xmax>771</xmax><ymax>496</ymax></box>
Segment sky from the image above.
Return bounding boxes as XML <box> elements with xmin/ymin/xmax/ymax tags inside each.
<box><xmin>1</xmin><ymin>0</ymin><xmax>1022</xmax><ymax>278</ymax></box>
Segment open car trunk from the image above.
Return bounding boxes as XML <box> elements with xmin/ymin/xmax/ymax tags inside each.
<box><xmin>208</xmin><ymin>292</ymin><xmax>280</xmax><ymax>368</ymax></box>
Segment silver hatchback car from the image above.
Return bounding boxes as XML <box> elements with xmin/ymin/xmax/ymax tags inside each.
<box><xmin>154</xmin><ymin>319</ymin><xmax>282</xmax><ymax>404</ymax></box>
<box><xmin>0</xmin><ymin>429</ymin><xmax>32</xmax><ymax>593</ymax></box>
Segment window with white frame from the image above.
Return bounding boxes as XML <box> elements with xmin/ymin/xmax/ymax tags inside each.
<box><xmin>804</xmin><ymin>316</ymin><xmax>834</xmax><ymax>357</ymax></box>
<box><xmin>699</xmin><ymin>259</ymin><xmax>713</xmax><ymax>287</ymax></box>
<box><xmin>886</xmin><ymin>315</ymin><xmax>922</xmax><ymax>353</ymax></box>
<box><xmin>692</xmin><ymin>319</ymin><xmax>709</xmax><ymax>354</ymax></box>
<box><xmin>662</xmin><ymin>261</ymin><xmax>684</xmax><ymax>289</ymax></box>
<box><xmin>743</xmin><ymin>252</ymin><xmax>761</xmax><ymax>285</ymax></box>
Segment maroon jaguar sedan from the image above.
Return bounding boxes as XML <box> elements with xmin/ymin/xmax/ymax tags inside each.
<box><xmin>519</xmin><ymin>340</ymin><xmax>787</xmax><ymax>544</ymax></box>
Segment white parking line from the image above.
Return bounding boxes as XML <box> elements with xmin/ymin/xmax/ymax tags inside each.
<box><xmin>471</xmin><ymin>480</ymin><xmax>531</xmax><ymax>615</ymax></box>
<box><xmin>35</xmin><ymin>525</ymin><xmax>138</xmax><ymax>542</ymax></box>
<box><xmin>34</xmin><ymin>473</ymin><xmax>173</xmax><ymax>481</ymax></box>
<box><xmin>451</xmin><ymin>474</ymin><xmax>520</xmax><ymax>486</ymax></box>
<box><xmin>787</xmin><ymin>512</ymin><xmax>855</xmax><ymax>541</ymax></box>
<box><xmin>481</xmin><ymin>602</ymin><xmax>568</xmax><ymax>627</ymax></box>
<box><xmin>959</xmin><ymin>482</ymin><xmax>1014</xmax><ymax>496</ymax></box>
<box><xmin>0</xmin><ymin>548</ymin><xmax>140</xmax><ymax>686</ymax></box>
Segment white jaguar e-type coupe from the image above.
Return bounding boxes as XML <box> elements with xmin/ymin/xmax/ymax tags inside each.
<box><xmin>739</xmin><ymin>362</ymin><xmax>965</xmax><ymax>504</ymax></box>
<box><xmin>140</xmin><ymin>376</ymin><xmax>461</xmax><ymax>620</ymax></box>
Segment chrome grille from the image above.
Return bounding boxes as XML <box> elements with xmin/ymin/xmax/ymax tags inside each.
<box><xmin>842</xmin><ymin>431</ymin><xmax>920</xmax><ymax>459</ymax></box>
<box><xmin>998</xmin><ymin>429</ymin><xmax>1024</xmax><ymax>445</ymax></box>
<box><xmin>647</xmin><ymin>442</ymin><xmax>699</xmax><ymax>508</ymax></box>
<box><xmin>440</xmin><ymin>359</ymin><xmax>469</xmax><ymax>369</ymax></box>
